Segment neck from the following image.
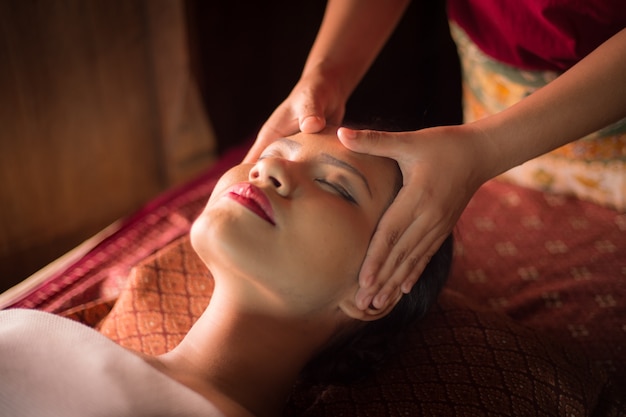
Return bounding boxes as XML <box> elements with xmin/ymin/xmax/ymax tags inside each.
<box><xmin>153</xmin><ymin>283</ymin><xmax>335</xmax><ymax>417</ymax></box>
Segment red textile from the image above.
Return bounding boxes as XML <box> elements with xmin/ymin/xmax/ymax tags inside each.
<box><xmin>6</xmin><ymin>142</ymin><xmax>626</xmax><ymax>403</ymax></box>
<box><xmin>448</xmin><ymin>0</ymin><xmax>626</xmax><ymax>71</ymax></box>
<box><xmin>7</xmin><ymin>145</ymin><xmax>245</xmax><ymax>313</ymax></box>
<box><xmin>449</xmin><ymin>180</ymin><xmax>626</xmax><ymax>389</ymax></box>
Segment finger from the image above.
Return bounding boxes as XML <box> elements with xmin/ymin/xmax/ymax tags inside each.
<box><xmin>372</xmin><ymin>223</ymin><xmax>450</xmax><ymax>310</ymax></box>
<box><xmin>299</xmin><ymin>115</ymin><xmax>326</xmax><ymax>133</ymax></box>
<box><xmin>359</xmin><ymin>197</ymin><xmax>449</xmax><ymax>308</ymax></box>
<box><xmin>337</xmin><ymin>127</ymin><xmax>409</xmax><ymax>160</ymax></box>
<box><xmin>355</xmin><ymin>191</ymin><xmax>419</xmax><ymax>312</ymax></box>
<box><xmin>297</xmin><ymin>89</ymin><xmax>328</xmax><ymax>133</ymax></box>
<box><xmin>244</xmin><ymin>137</ymin><xmax>273</xmax><ymax>164</ymax></box>
<box><xmin>374</xmin><ymin>213</ymin><xmax>440</xmax><ymax>285</ymax></box>
<box><xmin>244</xmin><ymin>120</ymin><xmax>299</xmax><ymax>163</ymax></box>
<box><xmin>359</xmin><ymin>207</ymin><xmax>411</xmax><ymax>288</ymax></box>
<box><xmin>359</xmin><ymin>182</ymin><xmax>420</xmax><ymax>287</ymax></box>
<box><xmin>372</xmin><ymin>194</ymin><xmax>466</xmax><ymax>307</ymax></box>
<box><xmin>368</xmin><ymin>218</ymin><xmax>438</xmax><ymax>309</ymax></box>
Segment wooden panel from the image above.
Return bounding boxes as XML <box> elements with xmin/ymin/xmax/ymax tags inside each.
<box><xmin>144</xmin><ymin>0</ymin><xmax>217</xmax><ymax>185</ymax></box>
<box><xmin>0</xmin><ymin>0</ymin><xmax>216</xmax><ymax>291</ymax></box>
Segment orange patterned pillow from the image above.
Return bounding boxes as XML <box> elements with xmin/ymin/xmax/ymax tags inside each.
<box><xmin>99</xmin><ymin>238</ymin><xmax>212</xmax><ymax>354</ymax></box>
<box><xmin>98</xmin><ymin>236</ymin><xmax>618</xmax><ymax>415</ymax></box>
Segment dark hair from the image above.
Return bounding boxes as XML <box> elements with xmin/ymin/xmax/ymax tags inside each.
<box><xmin>299</xmin><ymin>162</ymin><xmax>453</xmax><ymax>384</ymax></box>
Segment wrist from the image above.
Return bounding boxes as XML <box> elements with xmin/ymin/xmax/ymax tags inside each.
<box><xmin>467</xmin><ymin>115</ymin><xmax>525</xmax><ymax>181</ymax></box>
<box><xmin>301</xmin><ymin>60</ymin><xmax>355</xmax><ymax>104</ymax></box>
<box><xmin>454</xmin><ymin>123</ymin><xmax>503</xmax><ymax>186</ymax></box>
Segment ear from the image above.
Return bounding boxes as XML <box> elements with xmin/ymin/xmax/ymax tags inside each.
<box><xmin>339</xmin><ymin>289</ymin><xmax>402</xmax><ymax>322</ymax></box>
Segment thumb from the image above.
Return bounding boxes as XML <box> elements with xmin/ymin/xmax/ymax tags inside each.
<box><xmin>298</xmin><ymin>96</ymin><xmax>328</xmax><ymax>133</ymax></box>
<box><xmin>299</xmin><ymin>115</ymin><xmax>326</xmax><ymax>133</ymax></box>
<box><xmin>298</xmin><ymin>93</ymin><xmax>328</xmax><ymax>133</ymax></box>
<box><xmin>337</xmin><ymin>127</ymin><xmax>404</xmax><ymax>159</ymax></box>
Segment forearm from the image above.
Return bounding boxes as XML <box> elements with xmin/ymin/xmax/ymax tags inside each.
<box><xmin>475</xmin><ymin>28</ymin><xmax>626</xmax><ymax>179</ymax></box>
<box><xmin>302</xmin><ymin>0</ymin><xmax>411</xmax><ymax>101</ymax></box>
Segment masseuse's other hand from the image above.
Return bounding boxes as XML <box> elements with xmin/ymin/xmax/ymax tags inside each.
<box><xmin>339</xmin><ymin>125</ymin><xmax>491</xmax><ymax>310</ymax></box>
<box><xmin>244</xmin><ymin>73</ymin><xmax>346</xmax><ymax>163</ymax></box>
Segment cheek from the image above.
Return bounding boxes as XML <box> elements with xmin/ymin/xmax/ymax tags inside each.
<box><xmin>280</xmin><ymin>204</ymin><xmax>374</xmax><ymax>294</ymax></box>
<box><xmin>316</xmin><ymin>214</ymin><xmax>370</xmax><ymax>264</ymax></box>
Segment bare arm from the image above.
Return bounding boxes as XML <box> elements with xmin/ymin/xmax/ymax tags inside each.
<box><xmin>246</xmin><ymin>0</ymin><xmax>411</xmax><ymax>162</ymax></box>
<box><xmin>302</xmin><ymin>0</ymin><xmax>411</xmax><ymax>103</ymax></box>
<box><xmin>477</xmin><ymin>27</ymin><xmax>626</xmax><ymax>179</ymax></box>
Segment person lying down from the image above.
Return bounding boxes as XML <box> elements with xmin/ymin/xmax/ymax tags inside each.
<box><xmin>0</xmin><ymin>128</ymin><xmax>453</xmax><ymax>417</ymax></box>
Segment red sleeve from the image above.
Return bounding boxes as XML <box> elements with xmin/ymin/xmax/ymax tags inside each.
<box><xmin>448</xmin><ymin>0</ymin><xmax>626</xmax><ymax>71</ymax></box>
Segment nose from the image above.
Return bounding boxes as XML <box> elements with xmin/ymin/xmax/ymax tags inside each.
<box><xmin>249</xmin><ymin>158</ymin><xmax>293</xmax><ymax>197</ymax></box>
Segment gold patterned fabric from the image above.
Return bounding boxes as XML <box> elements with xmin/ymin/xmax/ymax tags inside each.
<box><xmin>98</xmin><ymin>240</ymin><xmax>213</xmax><ymax>355</ymax></box>
<box><xmin>452</xmin><ymin>23</ymin><xmax>626</xmax><ymax>211</ymax></box>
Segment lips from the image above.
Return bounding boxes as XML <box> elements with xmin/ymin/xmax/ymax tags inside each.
<box><xmin>225</xmin><ymin>183</ymin><xmax>276</xmax><ymax>225</ymax></box>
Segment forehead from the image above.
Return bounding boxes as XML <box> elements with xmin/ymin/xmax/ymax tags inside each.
<box><xmin>277</xmin><ymin>130</ymin><xmax>392</xmax><ymax>167</ymax></box>
<box><xmin>272</xmin><ymin>130</ymin><xmax>395</xmax><ymax>168</ymax></box>
<box><xmin>272</xmin><ymin>130</ymin><xmax>401</xmax><ymax>199</ymax></box>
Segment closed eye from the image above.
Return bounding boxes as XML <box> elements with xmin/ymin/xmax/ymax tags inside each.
<box><xmin>315</xmin><ymin>178</ymin><xmax>357</xmax><ymax>204</ymax></box>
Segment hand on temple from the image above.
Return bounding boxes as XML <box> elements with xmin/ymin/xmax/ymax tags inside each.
<box><xmin>244</xmin><ymin>72</ymin><xmax>346</xmax><ymax>163</ymax></box>
<box><xmin>338</xmin><ymin>125</ymin><xmax>493</xmax><ymax>311</ymax></box>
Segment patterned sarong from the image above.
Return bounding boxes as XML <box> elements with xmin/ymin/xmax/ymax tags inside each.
<box><xmin>451</xmin><ymin>23</ymin><xmax>626</xmax><ymax>211</ymax></box>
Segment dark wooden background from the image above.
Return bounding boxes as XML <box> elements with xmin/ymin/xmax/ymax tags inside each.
<box><xmin>0</xmin><ymin>0</ymin><xmax>461</xmax><ymax>292</ymax></box>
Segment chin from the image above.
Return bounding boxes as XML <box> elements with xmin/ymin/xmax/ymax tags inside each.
<box><xmin>190</xmin><ymin>206</ymin><xmax>233</xmax><ymax>265</ymax></box>
<box><xmin>190</xmin><ymin>214</ymin><xmax>213</xmax><ymax>266</ymax></box>
<box><xmin>190</xmin><ymin>205</ymin><xmax>271</xmax><ymax>277</ymax></box>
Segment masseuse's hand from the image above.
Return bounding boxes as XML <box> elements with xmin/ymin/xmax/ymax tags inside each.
<box><xmin>244</xmin><ymin>73</ymin><xmax>346</xmax><ymax>163</ymax></box>
<box><xmin>339</xmin><ymin>125</ymin><xmax>492</xmax><ymax>310</ymax></box>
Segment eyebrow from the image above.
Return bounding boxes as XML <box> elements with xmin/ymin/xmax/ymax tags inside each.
<box><xmin>274</xmin><ymin>137</ymin><xmax>302</xmax><ymax>153</ymax></box>
<box><xmin>318</xmin><ymin>153</ymin><xmax>373</xmax><ymax>197</ymax></box>
<box><xmin>273</xmin><ymin>138</ymin><xmax>373</xmax><ymax>197</ymax></box>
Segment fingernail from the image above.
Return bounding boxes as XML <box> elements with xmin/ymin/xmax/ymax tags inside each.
<box><xmin>338</xmin><ymin>127</ymin><xmax>356</xmax><ymax>140</ymax></box>
<box><xmin>356</xmin><ymin>291</ymin><xmax>372</xmax><ymax>310</ymax></box>
<box><xmin>301</xmin><ymin>116</ymin><xmax>324</xmax><ymax>132</ymax></box>
<box><xmin>360</xmin><ymin>273</ymin><xmax>375</xmax><ymax>289</ymax></box>
<box><xmin>401</xmin><ymin>281</ymin><xmax>412</xmax><ymax>294</ymax></box>
<box><xmin>374</xmin><ymin>293</ymin><xmax>388</xmax><ymax>309</ymax></box>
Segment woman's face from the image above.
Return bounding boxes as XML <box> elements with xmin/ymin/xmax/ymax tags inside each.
<box><xmin>191</xmin><ymin>129</ymin><xmax>400</xmax><ymax>315</ymax></box>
